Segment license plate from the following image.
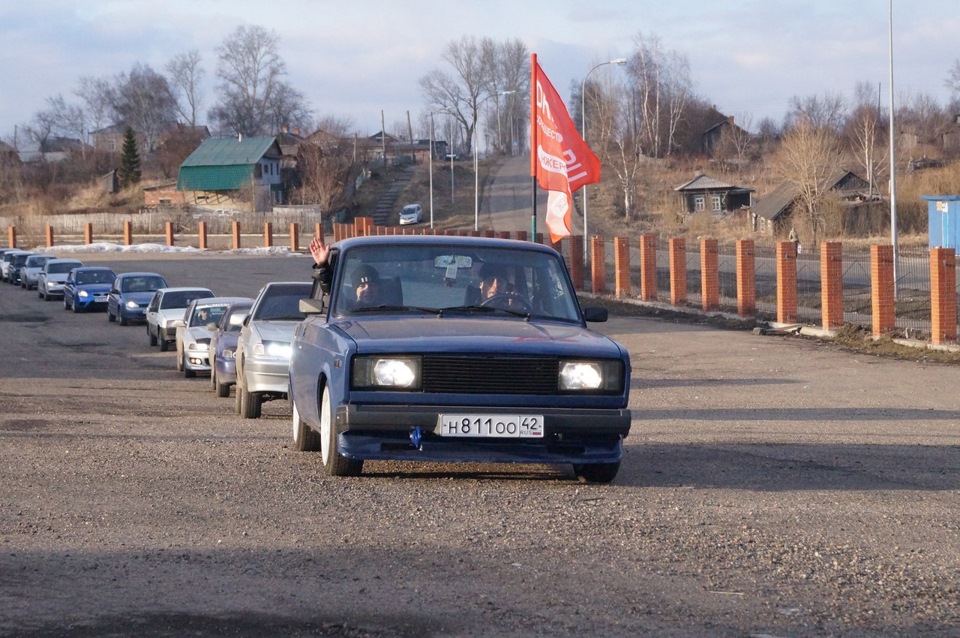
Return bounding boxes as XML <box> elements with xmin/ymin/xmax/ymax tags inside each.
<box><xmin>439</xmin><ymin>414</ymin><xmax>544</xmax><ymax>438</ymax></box>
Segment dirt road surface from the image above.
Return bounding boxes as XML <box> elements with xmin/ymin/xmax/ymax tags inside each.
<box><xmin>2</xmin><ymin>252</ymin><xmax>958</xmax><ymax>637</ymax></box>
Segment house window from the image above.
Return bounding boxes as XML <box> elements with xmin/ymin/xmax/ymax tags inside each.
<box><xmin>711</xmin><ymin>195</ymin><xmax>722</xmax><ymax>211</ymax></box>
<box><xmin>694</xmin><ymin>196</ymin><xmax>705</xmax><ymax>212</ymax></box>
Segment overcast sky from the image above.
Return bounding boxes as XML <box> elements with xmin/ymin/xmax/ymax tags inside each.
<box><xmin>1</xmin><ymin>0</ymin><xmax>957</xmax><ymax>145</ymax></box>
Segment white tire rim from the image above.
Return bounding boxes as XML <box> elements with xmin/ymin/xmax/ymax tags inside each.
<box><xmin>320</xmin><ymin>386</ymin><xmax>331</xmax><ymax>465</ymax></box>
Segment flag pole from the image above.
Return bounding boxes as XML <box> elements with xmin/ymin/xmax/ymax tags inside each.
<box><xmin>530</xmin><ymin>53</ymin><xmax>538</xmax><ymax>241</ymax></box>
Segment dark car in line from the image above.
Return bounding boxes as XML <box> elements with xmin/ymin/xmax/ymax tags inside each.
<box><xmin>288</xmin><ymin>235</ymin><xmax>632</xmax><ymax>483</ymax></box>
<box><xmin>106</xmin><ymin>272</ymin><xmax>168</xmax><ymax>326</ymax></box>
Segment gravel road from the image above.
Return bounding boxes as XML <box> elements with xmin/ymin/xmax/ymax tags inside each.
<box><xmin>1</xmin><ymin>251</ymin><xmax>958</xmax><ymax>637</ymax></box>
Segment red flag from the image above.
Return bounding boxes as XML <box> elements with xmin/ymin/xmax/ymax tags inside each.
<box><xmin>530</xmin><ymin>54</ymin><xmax>601</xmax><ymax>243</ymax></box>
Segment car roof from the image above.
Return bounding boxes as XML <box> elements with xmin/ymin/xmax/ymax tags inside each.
<box><xmin>116</xmin><ymin>271</ymin><xmax>165</xmax><ymax>279</ymax></box>
<box><xmin>73</xmin><ymin>266</ymin><xmax>115</xmax><ymax>271</ymax></box>
<box><xmin>155</xmin><ymin>287</ymin><xmax>214</xmax><ymax>294</ymax></box>
<box><xmin>192</xmin><ymin>296</ymin><xmax>253</xmax><ymax>307</ymax></box>
<box><xmin>46</xmin><ymin>258</ymin><xmax>84</xmax><ymax>264</ymax></box>
<box><xmin>332</xmin><ymin>234</ymin><xmax>558</xmax><ymax>255</ymax></box>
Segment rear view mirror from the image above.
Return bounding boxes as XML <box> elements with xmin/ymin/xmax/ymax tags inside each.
<box><xmin>582</xmin><ymin>306</ymin><xmax>608</xmax><ymax>323</ymax></box>
<box><xmin>299</xmin><ymin>298</ymin><xmax>325</xmax><ymax>315</ymax></box>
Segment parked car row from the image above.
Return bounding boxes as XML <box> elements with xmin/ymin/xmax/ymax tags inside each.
<box><xmin>3</xmin><ymin>235</ymin><xmax>634</xmax><ymax>483</ymax></box>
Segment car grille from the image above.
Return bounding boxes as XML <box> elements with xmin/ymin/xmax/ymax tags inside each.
<box><xmin>421</xmin><ymin>355</ymin><xmax>558</xmax><ymax>394</ymax></box>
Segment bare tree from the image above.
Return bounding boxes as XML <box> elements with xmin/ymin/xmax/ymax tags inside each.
<box><xmin>715</xmin><ymin>113</ymin><xmax>755</xmax><ymax>173</ymax></box>
<box><xmin>45</xmin><ymin>94</ymin><xmax>87</xmax><ymax>156</ymax></box>
<box><xmin>419</xmin><ymin>36</ymin><xmax>490</xmax><ymax>157</ymax></box>
<box><xmin>786</xmin><ymin>92</ymin><xmax>847</xmax><ymax>132</ymax></box>
<box><xmin>846</xmin><ymin>81</ymin><xmax>886</xmax><ymax>199</ymax></box>
<box><xmin>296</xmin><ymin>118</ymin><xmax>355</xmax><ymax>214</ymax></box>
<box><xmin>266</xmin><ymin>81</ymin><xmax>313</xmax><ymax>135</ymax></box>
<box><xmin>108</xmin><ymin>63</ymin><xmax>177</xmax><ymax>152</ymax></box>
<box><xmin>166</xmin><ymin>50</ymin><xmax>204</xmax><ymax>127</ymax></box>
<box><xmin>585</xmin><ymin>73</ymin><xmax>643</xmax><ymax>219</ymax></box>
<box><xmin>210</xmin><ymin>25</ymin><xmax>291</xmax><ymax>136</ymax></box>
<box><xmin>626</xmin><ymin>32</ymin><xmax>692</xmax><ymax>157</ymax></box>
<box><xmin>946</xmin><ymin>59</ymin><xmax>960</xmax><ymax>96</ymax></box>
<box><xmin>773</xmin><ymin>116</ymin><xmax>843</xmax><ymax>244</ymax></box>
<box><xmin>75</xmin><ymin>76</ymin><xmax>111</xmax><ymax>137</ymax></box>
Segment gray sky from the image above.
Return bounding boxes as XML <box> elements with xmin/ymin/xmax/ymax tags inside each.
<box><xmin>1</xmin><ymin>0</ymin><xmax>956</xmax><ymax>143</ymax></box>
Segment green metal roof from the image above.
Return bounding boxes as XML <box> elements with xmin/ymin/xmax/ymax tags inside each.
<box><xmin>176</xmin><ymin>136</ymin><xmax>281</xmax><ymax>191</ymax></box>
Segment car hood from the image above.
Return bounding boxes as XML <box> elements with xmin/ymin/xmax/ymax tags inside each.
<box><xmin>250</xmin><ymin>320</ymin><xmax>300</xmax><ymax>342</ymax></box>
<box><xmin>184</xmin><ymin>326</ymin><xmax>214</xmax><ymax>341</ymax></box>
<box><xmin>44</xmin><ymin>273</ymin><xmax>71</xmax><ymax>283</ymax></box>
<box><xmin>121</xmin><ymin>291</ymin><xmax>158</xmax><ymax>304</ymax></box>
<box><xmin>334</xmin><ymin>316</ymin><xmax>625</xmax><ymax>358</ymax></box>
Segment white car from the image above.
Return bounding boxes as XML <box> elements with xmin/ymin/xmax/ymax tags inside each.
<box><xmin>146</xmin><ymin>287</ymin><xmax>215</xmax><ymax>352</ymax></box>
<box><xmin>234</xmin><ymin>281</ymin><xmax>312</xmax><ymax>419</ymax></box>
<box><xmin>19</xmin><ymin>254</ymin><xmax>56</xmax><ymax>290</ymax></box>
<box><xmin>174</xmin><ymin>297</ymin><xmax>252</xmax><ymax>378</ymax></box>
<box><xmin>398</xmin><ymin>203</ymin><xmax>424</xmax><ymax>225</ymax></box>
<box><xmin>36</xmin><ymin>258</ymin><xmax>84</xmax><ymax>300</ymax></box>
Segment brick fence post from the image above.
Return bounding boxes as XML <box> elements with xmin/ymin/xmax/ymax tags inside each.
<box><xmin>264</xmin><ymin>222</ymin><xmax>273</xmax><ymax>248</ymax></box>
<box><xmin>8</xmin><ymin>226</ymin><xmax>17</xmax><ymax>249</ymax></box>
<box><xmin>776</xmin><ymin>241</ymin><xmax>797</xmax><ymax>323</ymax></box>
<box><xmin>821</xmin><ymin>242</ymin><xmax>844</xmax><ymax>329</ymax></box>
<box><xmin>614</xmin><ymin>237</ymin><xmax>631</xmax><ymax>298</ymax></box>
<box><xmin>123</xmin><ymin>221</ymin><xmax>133</xmax><ymax>246</ymax></box>
<box><xmin>930</xmin><ymin>247</ymin><xmax>957</xmax><ymax>344</ymax></box>
<box><xmin>639</xmin><ymin>235</ymin><xmax>657</xmax><ymax>301</ymax></box>
<box><xmin>569</xmin><ymin>235</ymin><xmax>584</xmax><ymax>290</ymax></box>
<box><xmin>290</xmin><ymin>223</ymin><xmax>300</xmax><ymax>252</ymax></box>
<box><xmin>164</xmin><ymin>221</ymin><xmax>175</xmax><ymax>247</ymax></box>
<box><xmin>590</xmin><ymin>236</ymin><xmax>606</xmax><ymax>294</ymax></box>
<box><xmin>700</xmin><ymin>238</ymin><xmax>719</xmax><ymax>311</ymax></box>
<box><xmin>669</xmin><ymin>237</ymin><xmax>686</xmax><ymax>306</ymax></box>
<box><xmin>198</xmin><ymin>221</ymin><xmax>208</xmax><ymax>250</ymax></box>
<box><xmin>871</xmin><ymin>244</ymin><xmax>896</xmax><ymax>337</ymax></box>
<box><xmin>736</xmin><ymin>239</ymin><xmax>755</xmax><ymax>317</ymax></box>
<box><xmin>232</xmin><ymin>221</ymin><xmax>241</xmax><ymax>250</ymax></box>
<box><xmin>84</xmin><ymin>222</ymin><xmax>93</xmax><ymax>245</ymax></box>
<box><xmin>45</xmin><ymin>224</ymin><xmax>54</xmax><ymax>247</ymax></box>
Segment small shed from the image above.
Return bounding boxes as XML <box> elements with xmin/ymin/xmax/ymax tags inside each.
<box><xmin>922</xmin><ymin>195</ymin><xmax>960</xmax><ymax>250</ymax></box>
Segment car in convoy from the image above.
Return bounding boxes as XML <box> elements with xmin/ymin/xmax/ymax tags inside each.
<box><xmin>1</xmin><ymin>249</ymin><xmax>30</xmax><ymax>283</ymax></box>
<box><xmin>174</xmin><ymin>297</ymin><xmax>251</xmax><ymax>378</ymax></box>
<box><xmin>6</xmin><ymin>251</ymin><xmax>35</xmax><ymax>286</ymax></box>
<box><xmin>19</xmin><ymin>253</ymin><xmax>56</xmax><ymax>290</ymax></box>
<box><xmin>106</xmin><ymin>272</ymin><xmax>168</xmax><ymax>325</ymax></box>
<box><xmin>209</xmin><ymin>299</ymin><xmax>254</xmax><ymax>397</ymax></box>
<box><xmin>37</xmin><ymin>258</ymin><xmax>84</xmax><ymax>300</ymax></box>
<box><xmin>234</xmin><ymin>281</ymin><xmax>312</xmax><ymax>418</ymax></box>
<box><xmin>62</xmin><ymin>266</ymin><xmax>117</xmax><ymax>312</ymax></box>
<box><xmin>288</xmin><ymin>235</ymin><xmax>633</xmax><ymax>482</ymax></box>
<box><xmin>398</xmin><ymin>203</ymin><xmax>424</xmax><ymax>225</ymax></box>
<box><xmin>146</xmin><ymin>287</ymin><xmax>215</xmax><ymax>352</ymax></box>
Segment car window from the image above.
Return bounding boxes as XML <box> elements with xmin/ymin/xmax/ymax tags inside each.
<box><xmin>190</xmin><ymin>304</ymin><xmax>228</xmax><ymax>327</ymax></box>
<box><xmin>252</xmin><ymin>284</ymin><xmax>312</xmax><ymax>321</ymax></box>
<box><xmin>161</xmin><ymin>290</ymin><xmax>213</xmax><ymax>309</ymax></box>
<box><xmin>121</xmin><ymin>276</ymin><xmax>166</xmax><ymax>293</ymax></box>
<box><xmin>47</xmin><ymin>262</ymin><xmax>82</xmax><ymax>274</ymax></box>
<box><xmin>331</xmin><ymin>244</ymin><xmax>581</xmax><ymax>322</ymax></box>
<box><xmin>77</xmin><ymin>270</ymin><xmax>115</xmax><ymax>285</ymax></box>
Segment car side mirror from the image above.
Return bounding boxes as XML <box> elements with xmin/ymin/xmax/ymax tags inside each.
<box><xmin>582</xmin><ymin>306</ymin><xmax>608</xmax><ymax>323</ymax></box>
<box><xmin>172</xmin><ymin>319</ymin><xmax>185</xmax><ymax>328</ymax></box>
<box><xmin>299</xmin><ymin>298</ymin><xmax>325</xmax><ymax>315</ymax></box>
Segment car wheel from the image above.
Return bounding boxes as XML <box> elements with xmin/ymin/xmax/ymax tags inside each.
<box><xmin>215</xmin><ymin>374</ymin><xmax>230</xmax><ymax>398</ymax></box>
<box><xmin>118</xmin><ymin>311</ymin><xmax>128</xmax><ymax>326</ymax></box>
<box><xmin>292</xmin><ymin>399</ymin><xmax>321</xmax><ymax>451</ymax></box>
<box><xmin>210</xmin><ymin>361</ymin><xmax>218</xmax><ymax>390</ymax></box>
<box><xmin>572</xmin><ymin>461</ymin><xmax>621</xmax><ymax>484</ymax></box>
<box><xmin>176</xmin><ymin>348</ymin><xmax>184</xmax><ymax>371</ymax></box>
<box><xmin>107</xmin><ymin>309</ymin><xmax>116</xmax><ymax>323</ymax></box>
<box><xmin>319</xmin><ymin>384</ymin><xmax>362</xmax><ymax>476</ymax></box>
<box><xmin>158</xmin><ymin>334</ymin><xmax>169</xmax><ymax>352</ymax></box>
<box><xmin>148</xmin><ymin>327</ymin><xmax>157</xmax><ymax>346</ymax></box>
<box><xmin>237</xmin><ymin>380</ymin><xmax>261</xmax><ymax>419</ymax></box>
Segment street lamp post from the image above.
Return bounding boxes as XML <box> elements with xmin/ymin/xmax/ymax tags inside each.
<box><xmin>429</xmin><ymin>112</ymin><xmax>435</xmax><ymax>228</ymax></box>
<box><xmin>581</xmin><ymin>57</ymin><xmax>627</xmax><ymax>265</ymax></box>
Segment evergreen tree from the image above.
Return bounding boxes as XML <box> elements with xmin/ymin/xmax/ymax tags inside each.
<box><xmin>118</xmin><ymin>126</ymin><xmax>142</xmax><ymax>188</ymax></box>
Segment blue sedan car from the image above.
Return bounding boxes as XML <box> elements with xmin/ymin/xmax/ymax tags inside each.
<box><xmin>62</xmin><ymin>266</ymin><xmax>117</xmax><ymax>312</ymax></box>
<box><xmin>209</xmin><ymin>300</ymin><xmax>254</xmax><ymax>397</ymax></box>
<box><xmin>288</xmin><ymin>235</ymin><xmax>633</xmax><ymax>483</ymax></box>
<box><xmin>106</xmin><ymin>272</ymin><xmax>168</xmax><ymax>325</ymax></box>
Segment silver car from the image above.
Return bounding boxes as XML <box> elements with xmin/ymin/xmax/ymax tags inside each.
<box><xmin>234</xmin><ymin>281</ymin><xmax>312</xmax><ymax>419</ymax></box>
<box><xmin>174</xmin><ymin>297</ymin><xmax>252</xmax><ymax>378</ymax></box>
<box><xmin>37</xmin><ymin>259</ymin><xmax>84</xmax><ymax>300</ymax></box>
<box><xmin>19</xmin><ymin>254</ymin><xmax>56</xmax><ymax>290</ymax></box>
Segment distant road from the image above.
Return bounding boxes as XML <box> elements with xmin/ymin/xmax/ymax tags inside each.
<box><xmin>481</xmin><ymin>154</ymin><xmax>584</xmax><ymax>236</ymax></box>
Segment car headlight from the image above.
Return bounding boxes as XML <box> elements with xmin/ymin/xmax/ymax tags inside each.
<box><xmin>222</xmin><ymin>348</ymin><xmax>235</xmax><ymax>360</ymax></box>
<box><xmin>252</xmin><ymin>340</ymin><xmax>291</xmax><ymax>358</ymax></box>
<box><xmin>125</xmin><ymin>300</ymin><xmax>140</xmax><ymax>309</ymax></box>
<box><xmin>352</xmin><ymin>356</ymin><xmax>421</xmax><ymax>390</ymax></box>
<box><xmin>78</xmin><ymin>290</ymin><xmax>89</xmax><ymax>298</ymax></box>
<box><xmin>188</xmin><ymin>342</ymin><xmax>209</xmax><ymax>351</ymax></box>
<box><xmin>558</xmin><ymin>360</ymin><xmax>623</xmax><ymax>392</ymax></box>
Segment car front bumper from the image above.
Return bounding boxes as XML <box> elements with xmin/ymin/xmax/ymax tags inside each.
<box><xmin>216</xmin><ymin>358</ymin><xmax>237</xmax><ymax>385</ymax></box>
<box><xmin>243</xmin><ymin>359</ymin><xmax>291</xmax><ymax>394</ymax></box>
<box><xmin>184</xmin><ymin>349</ymin><xmax>212</xmax><ymax>372</ymax></box>
<box><xmin>334</xmin><ymin>404</ymin><xmax>631</xmax><ymax>464</ymax></box>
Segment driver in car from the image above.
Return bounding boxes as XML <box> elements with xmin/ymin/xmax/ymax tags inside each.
<box><xmin>478</xmin><ymin>263</ymin><xmax>525</xmax><ymax>311</ymax></box>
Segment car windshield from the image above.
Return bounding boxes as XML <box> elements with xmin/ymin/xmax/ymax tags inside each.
<box><xmin>25</xmin><ymin>256</ymin><xmax>52</xmax><ymax>267</ymax></box>
<box><xmin>76</xmin><ymin>270</ymin><xmax>115</xmax><ymax>285</ymax></box>
<box><xmin>161</xmin><ymin>291</ymin><xmax>212</xmax><ymax>309</ymax></box>
<box><xmin>47</xmin><ymin>262</ymin><xmax>81</xmax><ymax>274</ymax></box>
<box><xmin>332</xmin><ymin>243</ymin><xmax>582</xmax><ymax>322</ymax></box>
<box><xmin>252</xmin><ymin>284</ymin><xmax>312</xmax><ymax>321</ymax></box>
<box><xmin>190</xmin><ymin>304</ymin><xmax>228</xmax><ymax>327</ymax></box>
<box><xmin>121</xmin><ymin>276</ymin><xmax>166</xmax><ymax>293</ymax></box>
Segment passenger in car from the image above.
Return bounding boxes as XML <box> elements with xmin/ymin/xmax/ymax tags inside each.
<box><xmin>310</xmin><ymin>236</ymin><xmax>385</xmax><ymax>309</ymax></box>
